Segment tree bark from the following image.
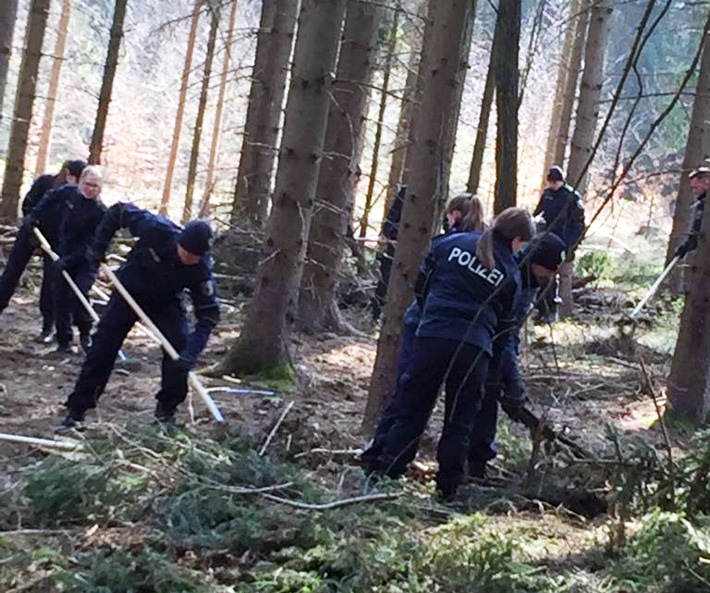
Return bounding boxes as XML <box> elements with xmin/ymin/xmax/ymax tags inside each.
<box><xmin>88</xmin><ymin>0</ymin><xmax>128</xmax><ymax>165</ymax></box>
<box><xmin>364</xmin><ymin>0</ymin><xmax>473</xmax><ymax>430</ymax></box>
<box><xmin>230</xmin><ymin>0</ymin><xmax>299</xmax><ymax>228</ymax></box>
<box><xmin>359</xmin><ymin>9</ymin><xmax>399</xmax><ymax>238</ymax></box>
<box><xmin>544</xmin><ymin>0</ymin><xmax>587</xmax><ymax>171</ymax></box>
<box><xmin>386</xmin><ymin>5</ymin><xmax>424</xmax><ymax>203</ymax></box>
<box><xmin>35</xmin><ymin>0</ymin><xmax>73</xmax><ymax>176</ymax></box>
<box><xmin>159</xmin><ymin>0</ymin><xmax>201</xmax><ymax>216</ymax></box>
<box><xmin>665</xmin><ymin>20</ymin><xmax>710</xmax><ymax>294</ymax></box>
<box><xmin>467</xmin><ymin>20</ymin><xmax>499</xmax><ymax>196</ymax></box>
<box><xmin>200</xmin><ymin>0</ymin><xmax>239</xmax><ymax>216</ymax></box>
<box><xmin>566</xmin><ymin>0</ymin><xmax>613</xmax><ymax>194</ymax></box>
<box><xmin>0</xmin><ymin>0</ymin><xmax>50</xmax><ymax>223</ymax></box>
<box><xmin>298</xmin><ymin>0</ymin><xmax>381</xmax><ymax>332</ymax></box>
<box><xmin>493</xmin><ymin>0</ymin><xmax>521</xmax><ymax>214</ymax></box>
<box><xmin>0</xmin><ymin>0</ymin><xmax>19</xmax><ymax>126</ymax></box>
<box><xmin>219</xmin><ymin>0</ymin><xmax>348</xmax><ymax>375</ymax></box>
<box><xmin>183</xmin><ymin>3</ymin><xmax>219</xmax><ymax>223</ymax></box>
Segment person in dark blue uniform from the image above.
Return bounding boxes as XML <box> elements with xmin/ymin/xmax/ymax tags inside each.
<box><xmin>468</xmin><ymin>232</ymin><xmax>566</xmax><ymax>478</ymax></box>
<box><xmin>359</xmin><ymin>194</ymin><xmax>485</xmax><ymax>466</ymax></box>
<box><xmin>532</xmin><ymin>166</ymin><xmax>585</xmax><ymax>322</ymax></box>
<box><xmin>0</xmin><ymin>159</ymin><xmax>86</xmax><ymax>341</ymax></box>
<box><xmin>371</xmin><ymin>207</ymin><xmax>535</xmax><ymax>499</ymax></box>
<box><xmin>673</xmin><ymin>166</ymin><xmax>709</xmax><ymax>259</ymax></box>
<box><xmin>33</xmin><ymin>166</ymin><xmax>107</xmax><ymax>353</ymax></box>
<box><xmin>58</xmin><ymin>203</ymin><xmax>220</xmax><ymax>431</ymax></box>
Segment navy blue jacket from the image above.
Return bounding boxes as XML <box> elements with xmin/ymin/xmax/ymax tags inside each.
<box><xmin>22</xmin><ymin>174</ymin><xmax>56</xmax><ymax>216</ymax></box>
<box><xmin>91</xmin><ymin>203</ymin><xmax>220</xmax><ymax>360</ymax></box>
<box><xmin>56</xmin><ymin>190</ymin><xmax>106</xmax><ymax>269</ymax></box>
<box><xmin>683</xmin><ymin>193</ymin><xmax>706</xmax><ymax>253</ymax></box>
<box><xmin>26</xmin><ymin>183</ymin><xmax>78</xmax><ymax>246</ymax></box>
<box><xmin>415</xmin><ymin>231</ymin><xmax>521</xmax><ymax>356</ymax></box>
<box><xmin>382</xmin><ymin>186</ymin><xmax>405</xmax><ymax>241</ymax></box>
<box><xmin>534</xmin><ymin>184</ymin><xmax>585</xmax><ymax>249</ymax></box>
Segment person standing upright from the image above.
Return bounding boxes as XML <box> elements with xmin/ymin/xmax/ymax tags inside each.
<box><xmin>533</xmin><ymin>165</ymin><xmax>585</xmax><ymax>321</ymax></box>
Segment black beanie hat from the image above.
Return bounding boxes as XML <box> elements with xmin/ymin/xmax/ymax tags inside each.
<box><xmin>530</xmin><ymin>232</ymin><xmax>566</xmax><ymax>271</ymax></box>
<box><xmin>178</xmin><ymin>220</ymin><xmax>214</xmax><ymax>256</ymax></box>
<box><xmin>66</xmin><ymin>159</ymin><xmax>87</xmax><ymax>178</ymax></box>
<box><xmin>547</xmin><ymin>165</ymin><xmax>564</xmax><ymax>182</ymax></box>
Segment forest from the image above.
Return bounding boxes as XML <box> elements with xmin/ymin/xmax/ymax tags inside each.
<box><xmin>0</xmin><ymin>0</ymin><xmax>710</xmax><ymax>591</ymax></box>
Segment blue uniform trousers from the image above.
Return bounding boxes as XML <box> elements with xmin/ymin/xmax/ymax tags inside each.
<box><xmin>376</xmin><ymin>336</ymin><xmax>489</xmax><ymax>495</ymax></box>
<box><xmin>54</xmin><ymin>263</ymin><xmax>95</xmax><ymax>347</ymax></box>
<box><xmin>468</xmin><ymin>386</ymin><xmax>500</xmax><ymax>465</ymax></box>
<box><xmin>66</xmin><ymin>292</ymin><xmax>189</xmax><ymax>414</ymax></box>
<box><xmin>363</xmin><ymin>320</ymin><xmax>418</xmax><ymax>462</ymax></box>
<box><xmin>0</xmin><ymin>225</ymin><xmax>55</xmax><ymax>327</ymax></box>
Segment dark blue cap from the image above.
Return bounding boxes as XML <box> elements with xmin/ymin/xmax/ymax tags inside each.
<box><xmin>530</xmin><ymin>232</ymin><xmax>566</xmax><ymax>271</ymax></box>
<box><xmin>547</xmin><ymin>165</ymin><xmax>564</xmax><ymax>182</ymax></box>
<box><xmin>178</xmin><ymin>220</ymin><xmax>213</xmax><ymax>256</ymax></box>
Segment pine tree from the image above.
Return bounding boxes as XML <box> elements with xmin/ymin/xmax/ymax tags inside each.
<box><xmin>218</xmin><ymin>0</ymin><xmax>349</xmax><ymax>374</ymax></box>
<box><xmin>230</xmin><ymin>0</ymin><xmax>299</xmax><ymax>227</ymax></box>
<box><xmin>88</xmin><ymin>0</ymin><xmax>129</xmax><ymax>164</ymax></box>
<box><xmin>0</xmin><ymin>0</ymin><xmax>50</xmax><ymax>222</ymax></box>
<box><xmin>0</xmin><ymin>0</ymin><xmax>19</xmax><ymax>124</ymax></box>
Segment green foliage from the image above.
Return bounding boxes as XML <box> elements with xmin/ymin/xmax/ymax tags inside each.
<box><xmin>577</xmin><ymin>250</ymin><xmax>614</xmax><ymax>281</ymax></box>
<box><xmin>614</xmin><ymin>511</ymin><xmax>710</xmax><ymax>592</ymax></box>
<box><xmin>23</xmin><ymin>456</ymin><xmax>152</xmax><ymax>526</ymax></box>
<box><xmin>61</xmin><ymin>546</ymin><xmax>209</xmax><ymax>593</ymax></box>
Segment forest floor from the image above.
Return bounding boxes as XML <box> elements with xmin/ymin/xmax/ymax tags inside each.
<box><xmin>1</xmin><ymin>251</ymin><xmax>710</xmax><ymax>593</ymax></box>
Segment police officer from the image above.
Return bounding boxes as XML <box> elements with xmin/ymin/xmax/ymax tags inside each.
<box><xmin>38</xmin><ymin>166</ymin><xmax>106</xmax><ymax>353</ymax></box>
<box><xmin>58</xmin><ymin>203</ymin><xmax>220</xmax><ymax>431</ymax></box>
<box><xmin>532</xmin><ymin>166</ymin><xmax>585</xmax><ymax>321</ymax></box>
<box><xmin>372</xmin><ymin>208</ymin><xmax>534</xmax><ymax>500</ymax></box>
<box><xmin>673</xmin><ymin>166</ymin><xmax>709</xmax><ymax>259</ymax></box>
<box><xmin>468</xmin><ymin>232</ymin><xmax>566</xmax><ymax>478</ymax></box>
<box><xmin>360</xmin><ymin>194</ymin><xmax>484</xmax><ymax>466</ymax></box>
<box><xmin>0</xmin><ymin>159</ymin><xmax>86</xmax><ymax>341</ymax></box>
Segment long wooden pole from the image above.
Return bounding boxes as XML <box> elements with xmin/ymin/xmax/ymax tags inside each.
<box><xmin>100</xmin><ymin>264</ymin><xmax>224</xmax><ymax>422</ymax></box>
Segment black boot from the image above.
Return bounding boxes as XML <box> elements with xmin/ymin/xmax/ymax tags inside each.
<box><xmin>38</xmin><ymin>320</ymin><xmax>55</xmax><ymax>343</ymax></box>
<box><xmin>154</xmin><ymin>401</ymin><xmax>177</xmax><ymax>429</ymax></box>
<box><xmin>55</xmin><ymin>343</ymin><xmax>73</xmax><ymax>354</ymax></box>
<box><xmin>56</xmin><ymin>409</ymin><xmax>85</xmax><ymax>433</ymax></box>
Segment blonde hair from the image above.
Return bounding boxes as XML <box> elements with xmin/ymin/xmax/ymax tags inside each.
<box><xmin>475</xmin><ymin>207</ymin><xmax>534</xmax><ymax>270</ymax></box>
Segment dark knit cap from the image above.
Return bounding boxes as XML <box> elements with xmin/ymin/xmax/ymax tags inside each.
<box><xmin>530</xmin><ymin>232</ymin><xmax>566</xmax><ymax>271</ymax></box>
<box><xmin>547</xmin><ymin>165</ymin><xmax>565</xmax><ymax>182</ymax></box>
<box><xmin>66</xmin><ymin>160</ymin><xmax>87</xmax><ymax>178</ymax></box>
<box><xmin>178</xmin><ymin>220</ymin><xmax>214</xmax><ymax>256</ymax></box>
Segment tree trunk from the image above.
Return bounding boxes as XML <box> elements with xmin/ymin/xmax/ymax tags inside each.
<box><xmin>159</xmin><ymin>0</ymin><xmax>201</xmax><ymax>216</ymax></box>
<box><xmin>386</xmin><ymin>4</ymin><xmax>424</xmax><ymax>202</ymax></box>
<box><xmin>219</xmin><ymin>0</ymin><xmax>348</xmax><ymax>375</ymax></box>
<box><xmin>493</xmin><ymin>0</ymin><xmax>521</xmax><ymax>214</ymax></box>
<box><xmin>35</xmin><ymin>0</ymin><xmax>72</xmax><ymax>176</ymax></box>
<box><xmin>544</xmin><ymin>0</ymin><xmax>587</xmax><ymax>171</ymax></box>
<box><xmin>665</xmin><ymin>21</ymin><xmax>710</xmax><ymax>294</ymax></box>
<box><xmin>467</xmin><ymin>20</ymin><xmax>499</xmax><ymax>196</ymax></box>
<box><xmin>0</xmin><ymin>0</ymin><xmax>50</xmax><ymax>223</ymax></box>
<box><xmin>566</xmin><ymin>0</ymin><xmax>613</xmax><ymax>193</ymax></box>
<box><xmin>230</xmin><ymin>0</ymin><xmax>299</xmax><ymax>228</ymax></box>
<box><xmin>364</xmin><ymin>0</ymin><xmax>473</xmax><ymax>430</ymax></box>
<box><xmin>298</xmin><ymin>0</ymin><xmax>381</xmax><ymax>332</ymax></box>
<box><xmin>183</xmin><ymin>3</ymin><xmax>219</xmax><ymax>223</ymax></box>
<box><xmin>200</xmin><ymin>0</ymin><xmax>239</xmax><ymax>216</ymax></box>
<box><xmin>359</xmin><ymin>9</ymin><xmax>399</xmax><ymax>238</ymax></box>
<box><xmin>669</xmin><ymin>91</ymin><xmax>710</xmax><ymax>424</ymax></box>
<box><xmin>0</xmin><ymin>0</ymin><xmax>19</xmax><ymax>125</ymax></box>
<box><xmin>561</xmin><ymin>0</ymin><xmax>612</xmax><ymax>318</ymax></box>
<box><xmin>88</xmin><ymin>0</ymin><xmax>128</xmax><ymax>165</ymax></box>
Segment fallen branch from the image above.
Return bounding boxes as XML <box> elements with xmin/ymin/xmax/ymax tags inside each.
<box><xmin>260</xmin><ymin>491</ymin><xmax>400</xmax><ymax>510</ymax></box>
<box><xmin>0</xmin><ymin>432</ymin><xmax>84</xmax><ymax>451</ymax></box>
<box><xmin>259</xmin><ymin>400</ymin><xmax>295</xmax><ymax>456</ymax></box>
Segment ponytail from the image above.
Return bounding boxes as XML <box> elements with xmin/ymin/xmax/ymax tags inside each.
<box><xmin>475</xmin><ymin>207</ymin><xmax>535</xmax><ymax>270</ymax></box>
<box><xmin>460</xmin><ymin>194</ymin><xmax>486</xmax><ymax>232</ymax></box>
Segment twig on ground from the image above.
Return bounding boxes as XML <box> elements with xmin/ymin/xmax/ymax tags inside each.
<box><xmin>259</xmin><ymin>401</ymin><xmax>295</xmax><ymax>456</ymax></box>
<box><xmin>260</xmin><ymin>491</ymin><xmax>400</xmax><ymax>510</ymax></box>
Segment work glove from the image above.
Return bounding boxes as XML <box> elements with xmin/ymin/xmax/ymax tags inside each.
<box><xmin>498</xmin><ymin>386</ymin><xmax>526</xmax><ymax>420</ymax></box>
<box><xmin>673</xmin><ymin>243</ymin><xmax>689</xmax><ymax>259</ymax></box>
<box><xmin>171</xmin><ymin>352</ymin><xmax>197</xmax><ymax>373</ymax></box>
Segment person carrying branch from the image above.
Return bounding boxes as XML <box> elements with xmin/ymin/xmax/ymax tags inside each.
<box><xmin>672</xmin><ymin>166</ymin><xmax>710</xmax><ymax>260</ymax></box>
<box><xmin>30</xmin><ymin>166</ymin><xmax>107</xmax><ymax>354</ymax></box>
<box><xmin>57</xmin><ymin>203</ymin><xmax>220</xmax><ymax>432</ymax></box>
<box><xmin>370</xmin><ymin>208</ymin><xmax>534</xmax><ymax>500</ymax></box>
<box><xmin>0</xmin><ymin>159</ymin><xmax>86</xmax><ymax>341</ymax></box>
